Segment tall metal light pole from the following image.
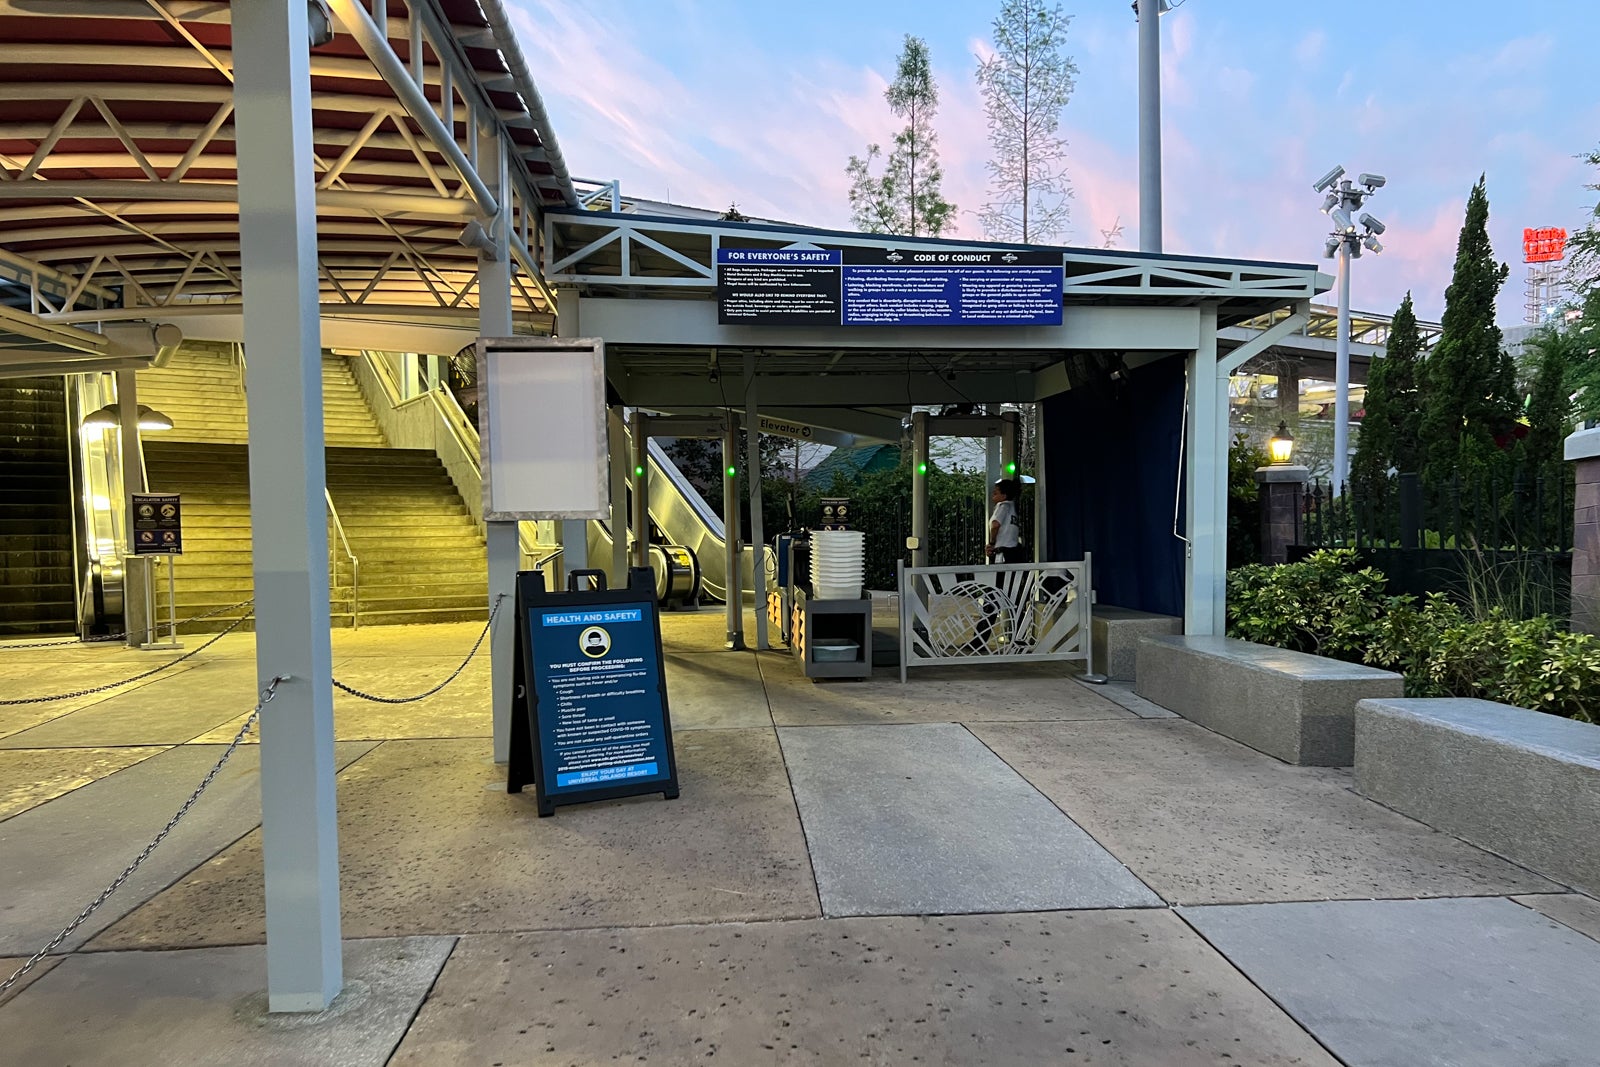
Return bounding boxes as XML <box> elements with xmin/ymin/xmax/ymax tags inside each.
<box><xmin>1136</xmin><ymin>0</ymin><xmax>1165</xmax><ymax>253</ymax></box>
<box><xmin>1313</xmin><ymin>166</ymin><xmax>1388</xmax><ymax>497</ymax></box>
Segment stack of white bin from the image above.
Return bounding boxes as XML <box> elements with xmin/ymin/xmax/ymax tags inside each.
<box><xmin>809</xmin><ymin>530</ymin><xmax>865</xmax><ymax>600</ymax></box>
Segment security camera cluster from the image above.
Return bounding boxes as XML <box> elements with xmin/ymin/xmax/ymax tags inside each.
<box><xmin>1313</xmin><ymin>164</ymin><xmax>1387</xmax><ymax>258</ymax></box>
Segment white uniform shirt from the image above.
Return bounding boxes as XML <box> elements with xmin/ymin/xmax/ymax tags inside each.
<box><xmin>991</xmin><ymin>500</ymin><xmax>1021</xmax><ymax>548</ymax></box>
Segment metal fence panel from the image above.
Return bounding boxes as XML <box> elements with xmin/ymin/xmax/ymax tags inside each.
<box><xmin>897</xmin><ymin>557</ymin><xmax>1091</xmax><ymax>682</ymax></box>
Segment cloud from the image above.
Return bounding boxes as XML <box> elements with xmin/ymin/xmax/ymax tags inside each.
<box><xmin>1294</xmin><ymin>29</ymin><xmax>1326</xmax><ymax>65</ymax></box>
<box><xmin>504</xmin><ymin>0</ymin><xmax>1595</xmax><ymax>326</ymax></box>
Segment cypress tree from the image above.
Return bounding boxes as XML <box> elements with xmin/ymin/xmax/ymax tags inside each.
<box><xmin>1418</xmin><ymin>176</ymin><xmax>1513</xmax><ymax>487</ymax></box>
<box><xmin>1351</xmin><ymin>292</ymin><xmax>1423</xmax><ymax>497</ymax></box>
<box><xmin>1524</xmin><ymin>326</ymin><xmax>1576</xmax><ymax>470</ymax></box>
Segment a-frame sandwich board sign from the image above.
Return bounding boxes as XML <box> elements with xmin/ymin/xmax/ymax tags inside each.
<box><xmin>508</xmin><ymin>566</ymin><xmax>680</xmax><ymax>816</ymax></box>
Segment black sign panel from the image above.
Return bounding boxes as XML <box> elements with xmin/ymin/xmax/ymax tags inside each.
<box><xmin>716</xmin><ymin>247</ymin><xmax>1063</xmax><ymax>327</ymax></box>
<box><xmin>131</xmin><ymin>492</ymin><xmax>182</xmax><ymax>555</ymax></box>
<box><xmin>717</xmin><ymin>249</ymin><xmax>842</xmax><ymax>324</ymax></box>
<box><xmin>820</xmin><ymin>496</ymin><xmax>852</xmax><ymax>530</ymax></box>
<box><xmin>508</xmin><ymin>567</ymin><xmax>680</xmax><ymax>816</ymax></box>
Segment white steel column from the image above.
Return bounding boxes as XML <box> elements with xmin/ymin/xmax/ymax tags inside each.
<box><xmin>1137</xmin><ymin>0</ymin><xmax>1163</xmax><ymax>253</ymax></box>
<box><xmin>233</xmin><ymin>0</ymin><xmax>341</xmax><ymax>1012</ymax></box>
<box><xmin>1183</xmin><ymin>305</ymin><xmax>1224</xmax><ymax>636</ymax></box>
<box><xmin>1332</xmin><ymin>245</ymin><xmax>1353</xmax><ymax>497</ymax></box>
<box><xmin>554</xmin><ymin>294</ymin><xmax>589</xmax><ymax>579</ymax></box>
<box><xmin>1033</xmin><ymin>419</ymin><xmax>1048</xmax><ymax>563</ymax></box>
<box><xmin>608</xmin><ymin>406</ymin><xmax>628</xmax><ymax>586</ymax></box>
<box><xmin>984</xmin><ymin>404</ymin><xmax>1001</xmax><ymax>491</ymax></box>
<box><xmin>723</xmin><ymin>413</ymin><xmax>744</xmax><ymax>649</ymax></box>
<box><xmin>910</xmin><ymin>411</ymin><xmax>930</xmax><ymax>569</ymax></box>
<box><xmin>477</xmin><ymin>121</ymin><xmax>518</xmax><ymax>763</ymax></box>
<box><xmin>744</xmin><ymin>354</ymin><xmax>768</xmax><ymax>650</ymax></box>
<box><xmin>629</xmin><ymin>409</ymin><xmax>649</xmax><ymax>569</ymax></box>
<box><xmin>116</xmin><ymin>370</ymin><xmax>152</xmax><ymax>647</ymax></box>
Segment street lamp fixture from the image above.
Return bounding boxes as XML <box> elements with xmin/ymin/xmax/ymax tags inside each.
<box><xmin>82</xmin><ymin>403</ymin><xmax>175</xmax><ymax>432</ymax></box>
<box><xmin>1267</xmin><ymin>420</ymin><xmax>1295</xmax><ymax>465</ymax></box>
<box><xmin>1312</xmin><ymin>164</ymin><xmax>1390</xmax><ymax>497</ymax></box>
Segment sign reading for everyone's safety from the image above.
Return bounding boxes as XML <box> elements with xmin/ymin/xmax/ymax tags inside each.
<box><xmin>130</xmin><ymin>492</ymin><xmax>182</xmax><ymax>555</ymax></box>
<box><xmin>716</xmin><ymin>247</ymin><xmax>1063</xmax><ymax>327</ymax></box>
<box><xmin>508</xmin><ymin>567</ymin><xmax>679</xmax><ymax>816</ymax></box>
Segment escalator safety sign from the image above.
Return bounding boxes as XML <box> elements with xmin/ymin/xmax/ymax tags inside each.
<box><xmin>131</xmin><ymin>492</ymin><xmax>182</xmax><ymax>555</ymax></box>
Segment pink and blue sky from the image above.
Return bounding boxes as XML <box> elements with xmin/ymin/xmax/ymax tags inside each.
<box><xmin>507</xmin><ymin>0</ymin><xmax>1599</xmax><ymax>325</ymax></box>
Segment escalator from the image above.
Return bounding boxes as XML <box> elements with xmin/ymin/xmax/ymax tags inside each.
<box><xmin>583</xmin><ymin>436</ymin><xmax>768</xmax><ymax>604</ymax></box>
<box><xmin>0</xmin><ymin>377</ymin><xmax>76</xmax><ymax>637</ymax></box>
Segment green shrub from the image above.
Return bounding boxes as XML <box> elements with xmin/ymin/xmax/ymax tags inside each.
<box><xmin>1226</xmin><ymin>549</ymin><xmax>1392</xmax><ymax>659</ymax></box>
<box><xmin>1228</xmin><ymin>551</ymin><xmax>1600</xmax><ymax>721</ymax></box>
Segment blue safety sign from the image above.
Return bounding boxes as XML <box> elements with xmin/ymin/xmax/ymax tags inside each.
<box><xmin>716</xmin><ymin>246</ymin><xmax>1062</xmax><ymax>327</ymax></box>
<box><xmin>508</xmin><ymin>568</ymin><xmax>679</xmax><ymax>816</ymax></box>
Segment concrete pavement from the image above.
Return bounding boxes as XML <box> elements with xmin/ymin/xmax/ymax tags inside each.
<box><xmin>1</xmin><ymin>612</ymin><xmax>1596</xmax><ymax>1065</ymax></box>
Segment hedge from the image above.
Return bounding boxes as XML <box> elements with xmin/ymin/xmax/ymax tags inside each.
<box><xmin>1226</xmin><ymin>549</ymin><xmax>1600</xmax><ymax>722</ymax></box>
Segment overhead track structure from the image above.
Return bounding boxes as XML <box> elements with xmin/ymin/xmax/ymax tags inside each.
<box><xmin>0</xmin><ymin>0</ymin><xmax>578</xmax><ymax>376</ymax></box>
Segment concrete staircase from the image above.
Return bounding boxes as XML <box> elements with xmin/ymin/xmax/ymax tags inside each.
<box><xmin>326</xmin><ymin>448</ymin><xmax>488</xmax><ymax>625</ymax></box>
<box><xmin>139</xmin><ymin>350</ymin><xmax>486</xmax><ymax>631</ymax></box>
<box><xmin>137</xmin><ymin>346</ymin><xmax>387</xmax><ymax>447</ymax></box>
<box><xmin>0</xmin><ymin>377</ymin><xmax>76</xmax><ymax>637</ymax></box>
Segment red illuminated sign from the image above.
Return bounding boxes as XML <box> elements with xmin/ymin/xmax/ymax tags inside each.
<box><xmin>1523</xmin><ymin>227</ymin><xmax>1567</xmax><ymax>264</ymax></box>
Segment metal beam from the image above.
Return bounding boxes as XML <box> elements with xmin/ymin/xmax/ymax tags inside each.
<box><xmin>0</xmin><ymin>303</ymin><xmax>110</xmax><ymax>353</ymax></box>
<box><xmin>0</xmin><ymin>180</ymin><xmax>482</xmax><ymax>218</ymax></box>
<box><xmin>232</xmin><ymin>0</ymin><xmax>342</xmax><ymax>1013</ymax></box>
<box><xmin>1217</xmin><ymin>301</ymin><xmax>1311</xmax><ymax>376</ymax></box>
<box><xmin>616</xmin><ymin>371</ymin><xmax>1033</xmax><ymax>409</ymax></box>
<box><xmin>325</xmin><ymin>0</ymin><xmax>497</xmax><ymax>217</ymax></box>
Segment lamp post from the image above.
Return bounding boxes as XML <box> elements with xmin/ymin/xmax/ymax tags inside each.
<box><xmin>1134</xmin><ymin>0</ymin><xmax>1170</xmax><ymax>253</ymax></box>
<box><xmin>1313</xmin><ymin>166</ymin><xmax>1388</xmax><ymax>498</ymax></box>
<box><xmin>1255</xmin><ymin>420</ymin><xmax>1309</xmax><ymax>565</ymax></box>
<box><xmin>1267</xmin><ymin>420</ymin><xmax>1296</xmax><ymax>466</ymax></box>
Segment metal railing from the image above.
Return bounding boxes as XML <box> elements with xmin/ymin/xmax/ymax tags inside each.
<box><xmin>897</xmin><ymin>557</ymin><xmax>1092</xmax><ymax>682</ymax></box>
<box><xmin>325</xmin><ymin>489</ymin><xmax>361</xmax><ymax>629</ymax></box>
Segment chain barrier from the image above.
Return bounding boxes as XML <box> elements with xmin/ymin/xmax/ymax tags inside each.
<box><xmin>0</xmin><ymin>599</ymin><xmax>255</xmax><ymax>651</ymax></box>
<box><xmin>1</xmin><ymin>597</ymin><xmax>501</xmax><ymax>993</ymax></box>
<box><xmin>332</xmin><ymin>594</ymin><xmax>503</xmax><ymax>704</ymax></box>
<box><xmin>0</xmin><ymin>611</ymin><xmax>255</xmax><ymax>706</ymax></box>
<box><xmin>0</xmin><ymin>676</ymin><xmax>283</xmax><ymax>1001</ymax></box>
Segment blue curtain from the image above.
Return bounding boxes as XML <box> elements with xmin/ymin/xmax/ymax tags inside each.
<box><xmin>1043</xmin><ymin>356</ymin><xmax>1186</xmax><ymax>618</ymax></box>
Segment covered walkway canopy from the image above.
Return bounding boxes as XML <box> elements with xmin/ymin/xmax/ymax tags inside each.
<box><xmin>1</xmin><ymin>0</ymin><xmax>1332</xmax><ymax>1015</ymax></box>
<box><xmin>0</xmin><ymin>0</ymin><xmax>569</xmax><ymax>376</ymax></box>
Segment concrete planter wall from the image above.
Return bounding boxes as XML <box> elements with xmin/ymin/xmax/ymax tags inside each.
<box><xmin>1356</xmin><ymin>697</ymin><xmax>1600</xmax><ymax>896</ymax></box>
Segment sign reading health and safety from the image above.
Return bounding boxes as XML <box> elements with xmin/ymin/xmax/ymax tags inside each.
<box><xmin>508</xmin><ymin>567</ymin><xmax>679</xmax><ymax>816</ymax></box>
<box><xmin>716</xmin><ymin>247</ymin><xmax>1063</xmax><ymax>327</ymax></box>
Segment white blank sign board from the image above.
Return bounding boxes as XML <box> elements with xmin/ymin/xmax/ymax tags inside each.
<box><xmin>477</xmin><ymin>338</ymin><xmax>607</xmax><ymax>520</ymax></box>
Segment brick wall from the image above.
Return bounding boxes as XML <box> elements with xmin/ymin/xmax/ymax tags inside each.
<box><xmin>1575</xmin><ymin>457</ymin><xmax>1599</xmax><ymax>635</ymax></box>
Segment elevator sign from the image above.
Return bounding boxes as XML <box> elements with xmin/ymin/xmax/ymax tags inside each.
<box><xmin>717</xmin><ymin>248</ymin><xmax>1063</xmax><ymax>327</ymax></box>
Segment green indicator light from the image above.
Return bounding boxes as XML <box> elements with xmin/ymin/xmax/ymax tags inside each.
<box><xmin>1006</xmin><ymin>462</ymin><xmax>1017</xmax><ymax>474</ymax></box>
<box><xmin>726</xmin><ymin>466</ymin><xmax>737</xmax><ymax>478</ymax></box>
<box><xmin>634</xmin><ymin>465</ymin><xmax>645</xmax><ymax>477</ymax></box>
<box><xmin>917</xmin><ymin>463</ymin><xmax>928</xmax><ymax>474</ymax></box>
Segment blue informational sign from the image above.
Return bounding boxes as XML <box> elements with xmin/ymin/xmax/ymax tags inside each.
<box><xmin>508</xmin><ymin>568</ymin><xmax>679</xmax><ymax>816</ymax></box>
<box><xmin>716</xmin><ymin>247</ymin><xmax>1063</xmax><ymax>327</ymax></box>
<box><xmin>531</xmin><ymin>603</ymin><xmax>672</xmax><ymax>793</ymax></box>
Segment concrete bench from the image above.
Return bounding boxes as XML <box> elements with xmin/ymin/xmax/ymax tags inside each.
<box><xmin>1356</xmin><ymin>698</ymin><xmax>1600</xmax><ymax>896</ymax></box>
<box><xmin>1092</xmin><ymin>606</ymin><xmax>1181</xmax><ymax>681</ymax></box>
<box><xmin>1135</xmin><ymin>635</ymin><xmax>1403</xmax><ymax>766</ymax></box>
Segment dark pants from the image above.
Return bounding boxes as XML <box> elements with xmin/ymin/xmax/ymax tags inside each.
<box><xmin>991</xmin><ymin>545</ymin><xmax>1028</xmax><ymax>564</ymax></box>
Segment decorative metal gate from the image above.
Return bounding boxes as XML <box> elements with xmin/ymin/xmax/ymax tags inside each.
<box><xmin>897</xmin><ymin>557</ymin><xmax>1092</xmax><ymax>682</ymax></box>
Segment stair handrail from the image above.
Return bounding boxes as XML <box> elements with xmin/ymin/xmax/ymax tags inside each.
<box><xmin>426</xmin><ymin>384</ymin><xmax>481</xmax><ymax>477</ymax></box>
<box><xmin>324</xmin><ymin>488</ymin><xmax>360</xmax><ymax>630</ymax></box>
